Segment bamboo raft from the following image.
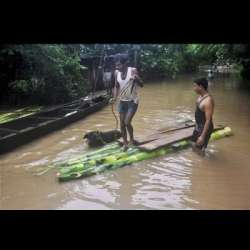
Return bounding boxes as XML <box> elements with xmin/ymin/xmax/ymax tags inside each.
<box><xmin>56</xmin><ymin>125</ymin><xmax>233</xmax><ymax>182</ymax></box>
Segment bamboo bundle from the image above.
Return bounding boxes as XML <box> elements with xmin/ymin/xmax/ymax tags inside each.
<box><xmin>56</xmin><ymin>127</ymin><xmax>233</xmax><ymax>182</ymax></box>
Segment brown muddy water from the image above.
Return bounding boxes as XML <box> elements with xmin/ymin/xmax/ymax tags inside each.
<box><xmin>1</xmin><ymin>74</ymin><xmax>250</xmax><ymax>210</ymax></box>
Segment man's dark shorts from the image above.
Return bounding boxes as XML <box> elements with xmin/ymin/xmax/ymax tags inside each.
<box><xmin>191</xmin><ymin>128</ymin><xmax>213</xmax><ymax>150</ymax></box>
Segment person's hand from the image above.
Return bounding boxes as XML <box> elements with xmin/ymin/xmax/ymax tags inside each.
<box><xmin>196</xmin><ymin>136</ymin><xmax>205</xmax><ymax>146</ymax></box>
<box><xmin>132</xmin><ymin>75</ymin><xmax>143</xmax><ymax>87</ymax></box>
<box><xmin>133</xmin><ymin>74</ymin><xmax>138</xmax><ymax>79</ymax></box>
<box><xmin>109</xmin><ymin>98</ymin><xmax>116</xmax><ymax>104</ymax></box>
<box><xmin>134</xmin><ymin>74</ymin><xmax>141</xmax><ymax>82</ymax></box>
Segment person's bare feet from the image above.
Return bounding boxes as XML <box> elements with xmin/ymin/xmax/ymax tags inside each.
<box><xmin>197</xmin><ymin>148</ymin><xmax>205</xmax><ymax>157</ymax></box>
<box><xmin>122</xmin><ymin>144</ymin><xmax>128</xmax><ymax>151</ymax></box>
<box><xmin>192</xmin><ymin>142</ymin><xmax>205</xmax><ymax>156</ymax></box>
<box><xmin>128</xmin><ymin>139</ymin><xmax>139</xmax><ymax>146</ymax></box>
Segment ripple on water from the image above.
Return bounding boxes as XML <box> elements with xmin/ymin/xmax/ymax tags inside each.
<box><xmin>62</xmin><ymin>175</ymin><xmax>122</xmax><ymax>208</ymax></box>
<box><xmin>57</xmin><ymin>198</ymin><xmax>111</xmax><ymax>210</ymax></box>
<box><xmin>52</xmin><ymin>144</ymin><xmax>88</xmax><ymax>164</ymax></box>
<box><xmin>24</xmin><ymin>157</ymin><xmax>50</xmax><ymax>170</ymax></box>
<box><xmin>131</xmin><ymin>155</ymin><xmax>193</xmax><ymax>209</ymax></box>
<box><xmin>95</xmin><ymin>124</ymin><xmax>105</xmax><ymax>127</ymax></box>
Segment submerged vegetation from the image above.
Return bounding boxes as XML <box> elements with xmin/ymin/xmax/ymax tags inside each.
<box><xmin>0</xmin><ymin>106</ymin><xmax>42</xmax><ymax>124</ymax></box>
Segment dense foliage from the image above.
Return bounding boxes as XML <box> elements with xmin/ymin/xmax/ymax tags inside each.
<box><xmin>0</xmin><ymin>44</ymin><xmax>87</xmax><ymax>105</ymax></box>
<box><xmin>1</xmin><ymin>44</ymin><xmax>250</xmax><ymax>106</ymax></box>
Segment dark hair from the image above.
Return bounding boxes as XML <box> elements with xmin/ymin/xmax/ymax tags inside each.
<box><xmin>193</xmin><ymin>77</ymin><xmax>208</xmax><ymax>90</ymax></box>
<box><xmin>114</xmin><ymin>53</ymin><xmax>129</xmax><ymax>65</ymax></box>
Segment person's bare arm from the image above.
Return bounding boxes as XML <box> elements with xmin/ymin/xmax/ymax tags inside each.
<box><xmin>111</xmin><ymin>71</ymin><xmax>119</xmax><ymax>103</ymax></box>
<box><xmin>196</xmin><ymin>98</ymin><xmax>214</xmax><ymax>146</ymax></box>
<box><xmin>132</xmin><ymin>68</ymin><xmax>143</xmax><ymax>87</ymax></box>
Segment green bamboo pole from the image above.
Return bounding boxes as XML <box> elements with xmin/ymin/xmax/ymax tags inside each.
<box><xmin>57</xmin><ymin>127</ymin><xmax>233</xmax><ymax>181</ymax></box>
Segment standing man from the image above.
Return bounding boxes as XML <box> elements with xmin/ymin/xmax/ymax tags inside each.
<box><xmin>110</xmin><ymin>53</ymin><xmax>143</xmax><ymax>151</ymax></box>
<box><xmin>192</xmin><ymin>78</ymin><xmax>215</xmax><ymax>155</ymax></box>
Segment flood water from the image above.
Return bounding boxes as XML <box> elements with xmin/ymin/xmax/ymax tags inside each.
<box><xmin>1</xmin><ymin>74</ymin><xmax>250</xmax><ymax>210</ymax></box>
